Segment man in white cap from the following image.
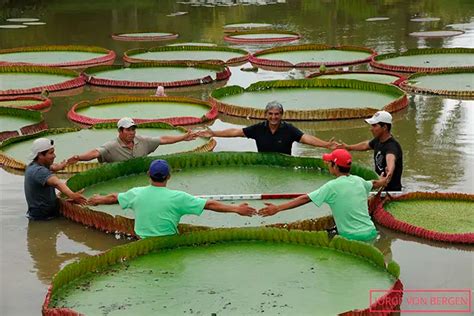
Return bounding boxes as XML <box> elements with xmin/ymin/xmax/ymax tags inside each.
<box><xmin>68</xmin><ymin>117</ymin><xmax>197</xmax><ymax>164</ymax></box>
<box><xmin>337</xmin><ymin>111</ymin><xmax>403</xmax><ymax>191</ymax></box>
<box><xmin>197</xmin><ymin>101</ymin><xmax>336</xmax><ymax>155</ymax></box>
<box><xmin>24</xmin><ymin>138</ymin><xmax>87</xmax><ymax>220</ymax></box>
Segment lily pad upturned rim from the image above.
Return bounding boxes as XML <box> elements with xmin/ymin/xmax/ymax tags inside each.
<box><xmin>223</xmin><ymin>22</ymin><xmax>273</xmax><ymax>33</ymax></box>
<box><xmin>209</xmin><ymin>78</ymin><xmax>408</xmax><ymax>120</ymax></box>
<box><xmin>111</xmin><ymin>31</ymin><xmax>179</xmax><ymax>42</ymax></box>
<box><xmin>371</xmin><ymin>191</ymin><xmax>474</xmax><ymax>244</ymax></box>
<box><xmin>307</xmin><ymin>70</ymin><xmax>406</xmax><ymax>86</ymax></box>
<box><xmin>0</xmin><ymin>65</ymin><xmax>86</xmax><ymax>96</ymax></box>
<box><xmin>42</xmin><ymin>228</ymin><xmax>403</xmax><ymax>315</ymax></box>
<box><xmin>0</xmin><ymin>106</ymin><xmax>47</xmax><ymax>142</ymax></box>
<box><xmin>399</xmin><ymin>68</ymin><xmax>474</xmax><ymax>98</ymax></box>
<box><xmin>67</xmin><ymin>95</ymin><xmax>218</xmax><ymax>126</ymax></box>
<box><xmin>223</xmin><ymin>30</ymin><xmax>301</xmax><ymax>44</ymax></box>
<box><xmin>0</xmin><ymin>123</ymin><xmax>216</xmax><ymax>173</ymax></box>
<box><xmin>83</xmin><ymin>62</ymin><xmax>231</xmax><ymax>88</ymax></box>
<box><xmin>409</xmin><ymin>30</ymin><xmax>465</xmax><ymax>38</ymax></box>
<box><xmin>123</xmin><ymin>45</ymin><xmax>250</xmax><ymax>65</ymax></box>
<box><xmin>0</xmin><ymin>95</ymin><xmax>52</xmax><ymax>110</ymax></box>
<box><xmin>58</xmin><ymin>152</ymin><xmax>377</xmax><ymax>236</ymax></box>
<box><xmin>0</xmin><ymin>45</ymin><xmax>116</xmax><ymax>68</ymax></box>
<box><xmin>250</xmin><ymin>44</ymin><xmax>376</xmax><ymax>68</ymax></box>
<box><xmin>370</xmin><ymin>47</ymin><xmax>474</xmax><ymax>73</ymax></box>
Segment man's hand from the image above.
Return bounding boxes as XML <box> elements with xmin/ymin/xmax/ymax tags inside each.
<box><xmin>258</xmin><ymin>203</ymin><xmax>280</xmax><ymax>217</ymax></box>
<box><xmin>373</xmin><ymin>172</ymin><xmax>389</xmax><ymax>189</ymax></box>
<box><xmin>54</xmin><ymin>160</ymin><xmax>68</xmax><ymax>171</ymax></box>
<box><xmin>327</xmin><ymin>137</ymin><xmax>340</xmax><ymax>150</ymax></box>
<box><xmin>182</xmin><ymin>130</ymin><xmax>198</xmax><ymax>141</ymax></box>
<box><xmin>66</xmin><ymin>155</ymin><xmax>80</xmax><ymax>165</ymax></box>
<box><xmin>235</xmin><ymin>203</ymin><xmax>256</xmax><ymax>216</ymax></box>
<box><xmin>196</xmin><ymin>129</ymin><xmax>214</xmax><ymax>138</ymax></box>
<box><xmin>88</xmin><ymin>194</ymin><xmax>104</xmax><ymax>206</ymax></box>
<box><xmin>335</xmin><ymin>140</ymin><xmax>348</xmax><ymax>150</ymax></box>
<box><xmin>68</xmin><ymin>189</ymin><xmax>87</xmax><ymax>205</ymax></box>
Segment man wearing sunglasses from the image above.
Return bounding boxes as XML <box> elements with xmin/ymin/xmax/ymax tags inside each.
<box><xmin>24</xmin><ymin>138</ymin><xmax>87</xmax><ymax>220</ymax></box>
<box><xmin>68</xmin><ymin>117</ymin><xmax>197</xmax><ymax>164</ymax></box>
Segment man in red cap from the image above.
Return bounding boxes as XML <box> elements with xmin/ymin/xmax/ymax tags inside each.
<box><xmin>258</xmin><ymin>149</ymin><xmax>388</xmax><ymax>241</ymax></box>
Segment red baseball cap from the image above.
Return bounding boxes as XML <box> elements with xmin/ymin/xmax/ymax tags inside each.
<box><xmin>322</xmin><ymin>149</ymin><xmax>352</xmax><ymax>168</ymax></box>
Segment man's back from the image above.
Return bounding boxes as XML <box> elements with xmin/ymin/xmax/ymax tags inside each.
<box><xmin>308</xmin><ymin>175</ymin><xmax>376</xmax><ymax>241</ymax></box>
<box><xmin>117</xmin><ymin>185</ymin><xmax>206</xmax><ymax>238</ymax></box>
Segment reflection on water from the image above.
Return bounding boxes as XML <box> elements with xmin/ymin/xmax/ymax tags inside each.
<box><xmin>27</xmin><ymin>218</ymin><xmax>128</xmax><ymax>282</ymax></box>
<box><xmin>0</xmin><ymin>0</ymin><xmax>473</xmax><ymax>315</ymax></box>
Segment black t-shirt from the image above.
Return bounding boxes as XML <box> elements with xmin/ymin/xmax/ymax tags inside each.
<box><xmin>243</xmin><ymin>121</ymin><xmax>304</xmax><ymax>155</ymax></box>
<box><xmin>369</xmin><ymin>136</ymin><xmax>403</xmax><ymax>191</ymax></box>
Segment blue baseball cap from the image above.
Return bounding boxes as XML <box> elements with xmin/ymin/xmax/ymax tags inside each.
<box><xmin>149</xmin><ymin>159</ymin><xmax>170</xmax><ymax>179</ymax></box>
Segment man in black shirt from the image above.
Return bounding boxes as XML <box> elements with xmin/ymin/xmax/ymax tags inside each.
<box><xmin>197</xmin><ymin>101</ymin><xmax>335</xmax><ymax>155</ymax></box>
<box><xmin>338</xmin><ymin>111</ymin><xmax>403</xmax><ymax>191</ymax></box>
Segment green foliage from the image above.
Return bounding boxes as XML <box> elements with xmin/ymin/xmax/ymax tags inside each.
<box><xmin>374</xmin><ymin>47</ymin><xmax>474</xmax><ymax>62</ymax></box>
<box><xmin>319</xmin><ymin>64</ymin><xmax>327</xmax><ymax>73</ymax></box>
<box><xmin>85</xmin><ymin>61</ymin><xmax>227</xmax><ymax>75</ymax></box>
<box><xmin>128</xmin><ymin>45</ymin><xmax>248</xmax><ymax>55</ymax></box>
<box><xmin>0</xmin><ymin>106</ymin><xmax>43</xmax><ymax>121</ymax></box>
<box><xmin>0</xmin><ymin>45</ymin><xmax>111</xmax><ymax>54</ymax></box>
<box><xmin>253</xmin><ymin>43</ymin><xmax>374</xmax><ymax>57</ymax></box>
<box><xmin>50</xmin><ymin>228</ymin><xmax>398</xmax><ymax>301</ymax></box>
<box><xmin>212</xmin><ymin>78</ymin><xmax>405</xmax><ymax>100</ymax></box>
<box><xmin>66</xmin><ymin>151</ymin><xmax>376</xmax><ymax>191</ymax></box>
<box><xmin>387</xmin><ymin>261</ymin><xmax>400</xmax><ymax>278</ymax></box>
<box><xmin>329</xmin><ymin>236</ymin><xmax>385</xmax><ymax>269</ymax></box>
<box><xmin>0</xmin><ymin>65</ymin><xmax>79</xmax><ymax>77</ymax></box>
<box><xmin>408</xmin><ymin>68</ymin><xmax>474</xmax><ymax>80</ymax></box>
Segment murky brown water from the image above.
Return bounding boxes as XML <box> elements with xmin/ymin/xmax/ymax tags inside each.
<box><xmin>1</xmin><ymin>0</ymin><xmax>473</xmax><ymax>314</ymax></box>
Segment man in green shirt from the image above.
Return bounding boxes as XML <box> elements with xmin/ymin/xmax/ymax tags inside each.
<box><xmin>258</xmin><ymin>149</ymin><xmax>388</xmax><ymax>241</ymax></box>
<box><xmin>88</xmin><ymin>159</ymin><xmax>256</xmax><ymax>238</ymax></box>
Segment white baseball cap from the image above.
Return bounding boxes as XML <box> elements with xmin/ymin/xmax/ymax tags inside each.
<box><xmin>28</xmin><ymin>138</ymin><xmax>54</xmax><ymax>161</ymax></box>
<box><xmin>365</xmin><ymin>111</ymin><xmax>392</xmax><ymax>125</ymax></box>
<box><xmin>117</xmin><ymin>117</ymin><xmax>136</xmax><ymax>129</ymax></box>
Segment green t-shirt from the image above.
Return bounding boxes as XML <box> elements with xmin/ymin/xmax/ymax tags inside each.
<box><xmin>118</xmin><ymin>186</ymin><xmax>207</xmax><ymax>239</ymax></box>
<box><xmin>308</xmin><ymin>175</ymin><xmax>377</xmax><ymax>241</ymax></box>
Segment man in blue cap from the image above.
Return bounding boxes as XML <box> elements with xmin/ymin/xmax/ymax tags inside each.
<box><xmin>88</xmin><ymin>159</ymin><xmax>256</xmax><ymax>238</ymax></box>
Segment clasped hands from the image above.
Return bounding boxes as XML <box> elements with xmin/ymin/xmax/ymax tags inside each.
<box><xmin>232</xmin><ymin>203</ymin><xmax>280</xmax><ymax>217</ymax></box>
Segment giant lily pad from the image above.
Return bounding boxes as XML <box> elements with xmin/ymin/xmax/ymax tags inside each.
<box><xmin>84</xmin><ymin>63</ymin><xmax>231</xmax><ymax>88</ymax></box>
<box><xmin>44</xmin><ymin>229</ymin><xmax>402</xmax><ymax>315</ymax></box>
<box><xmin>250</xmin><ymin>44</ymin><xmax>376</xmax><ymax>68</ymax></box>
<box><xmin>371</xmin><ymin>48</ymin><xmax>474</xmax><ymax>73</ymax></box>
<box><xmin>372</xmin><ymin>192</ymin><xmax>474</xmax><ymax>244</ymax></box>
<box><xmin>59</xmin><ymin>152</ymin><xmax>377</xmax><ymax>235</ymax></box>
<box><xmin>0</xmin><ymin>45</ymin><xmax>116</xmax><ymax>68</ymax></box>
<box><xmin>68</xmin><ymin>96</ymin><xmax>217</xmax><ymax>126</ymax></box>
<box><xmin>0</xmin><ymin>123</ymin><xmax>214</xmax><ymax>173</ymax></box>
<box><xmin>210</xmin><ymin>79</ymin><xmax>408</xmax><ymax>120</ymax></box>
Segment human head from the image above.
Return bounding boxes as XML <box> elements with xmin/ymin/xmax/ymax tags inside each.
<box><xmin>148</xmin><ymin>159</ymin><xmax>171</xmax><ymax>182</ymax></box>
<box><xmin>323</xmin><ymin>149</ymin><xmax>352</xmax><ymax>174</ymax></box>
<box><xmin>28</xmin><ymin>138</ymin><xmax>56</xmax><ymax>166</ymax></box>
<box><xmin>155</xmin><ymin>86</ymin><xmax>166</xmax><ymax>97</ymax></box>
<box><xmin>265</xmin><ymin>101</ymin><xmax>284</xmax><ymax>126</ymax></box>
<box><xmin>365</xmin><ymin>111</ymin><xmax>392</xmax><ymax>138</ymax></box>
<box><xmin>265</xmin><ymin>101</ymin><xmax>284</xmax><ymax>114</ymax></box>
<box><xmin>117</xmin><ymin>117</ymin><xmax>137</xmax><ymax>142</ymax></box>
